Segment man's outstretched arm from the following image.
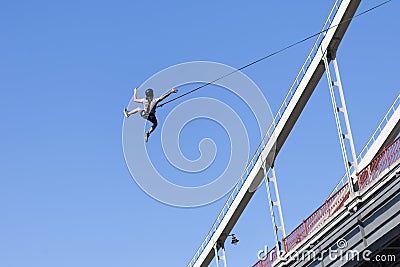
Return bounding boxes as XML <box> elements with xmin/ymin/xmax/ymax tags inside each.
<box><xmin>158</xmin><ymin>88</ymin><xmax>178</xmax><ymax>102</ymax></box>
<box><xmin>133</xmin><ymin>87</ymin><xmax>142</xmax><ymax>103</ymax></box>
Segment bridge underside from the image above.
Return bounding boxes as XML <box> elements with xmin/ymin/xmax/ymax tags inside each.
<box><xmin>279</xmin><ymin>164</ymin><xmax>400</xmax><ymax>267</ymax></box>
<box><xmin>355</xmin><ymin>227</ymin><xmax>400</xmax><ymax>267</ymax></box>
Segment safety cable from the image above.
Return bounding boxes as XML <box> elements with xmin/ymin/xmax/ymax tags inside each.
<box><xmin>157</xmin><ymin>0</ymin><xmax>393</xmax><ymax>108</ymax></box>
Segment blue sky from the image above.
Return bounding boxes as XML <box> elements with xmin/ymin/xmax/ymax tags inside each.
<box><xmin>1</xmin><ymin>1</ymin><xmax>399</xmax><ymax>266</ymax></box>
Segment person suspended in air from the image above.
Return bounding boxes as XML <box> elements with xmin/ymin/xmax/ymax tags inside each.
<box><xmin>124</xmin><ymin>87</ymin><xmax>178</xmax><ymax>142</ymax></box>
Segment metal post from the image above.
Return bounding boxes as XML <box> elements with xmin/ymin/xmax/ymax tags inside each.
<box><xmin>263</xmin><ymin>163</ymin><xmax>286</xmax><ymax>254</ymax></box>
<box><xmin>214</xmin><ymin>243</ymin><xmax>220</xmax><ymax>267</ymax></box>
<box><xmin>332</xmin><ymin>58</ymin><xmax>358</xmax><ymax>173</ymax></box>
<box><xmin>322</xmin><ymin>50</ymin><xmax>358</xmax><ymax>193</ymax></box>
<box><xmin>213</xmin><ymin>242</ymin><xmax>228</xmax><ymax>267</ymax></box>
<box><xmin>271</xmin><ymin>167</ymin><xmax>287</xmax><ymax>239</ymax></box>
<box><xmin>221</xmin><ymin>246</ymin><xmax>227</xmax><ymax>267</ymax></box>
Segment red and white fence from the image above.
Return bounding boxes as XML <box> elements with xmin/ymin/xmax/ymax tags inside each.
<box><xmin>282</xmin><ymin>182</ymin><xmax>350</xmax><ymax>252</ymax></box>
<box><xmin>357</xmin><ymin>137</ymin><xmax>400</xmax><ymax>191</ymax></box>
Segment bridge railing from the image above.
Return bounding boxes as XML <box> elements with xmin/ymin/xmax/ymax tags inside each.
<box><xmin>186</xmin><ymin>1</ymin><xmax>343</xmax><ymax>267</ymax></box>
<box><xmin>282</xmin><ymin>183</ymin><xmax>350</xmax><ymax>252</ymax></box>
<box><xmin>329</xmin><ymin>93</ymin><xmax>400</xmax><ymax>197</ymax></box>
<box><xmin>356</xmin><ymin>94</ymin><xmax>400</xmax><ymax>165</ymax></box>
<box><xmin>357</xmin><ymin>136</ymin><xmax>400</xmax><ymax>191</ymax></box>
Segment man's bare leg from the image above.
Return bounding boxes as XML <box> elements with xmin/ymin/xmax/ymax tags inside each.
<box><xmin>145</xmin><ymin>121</ymin><xmax>158</xmax><ymax>142</ymax></box>
<box><xmin>124</xmin><ymin>107</ymin><xmax>141</xmax><ymax>118</ymax></box>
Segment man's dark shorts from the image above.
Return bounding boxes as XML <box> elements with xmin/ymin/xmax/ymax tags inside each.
<box><xmin>140</xmin><ymin>110</ymin><xmax>158</xmax><ymax>124</ymax></box>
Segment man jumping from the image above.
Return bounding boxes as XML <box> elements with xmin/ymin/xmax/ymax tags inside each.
<box><xmin>124</xmin><ymin>87</ymin><xmax>178</xmax><ymax>142</ymax></box>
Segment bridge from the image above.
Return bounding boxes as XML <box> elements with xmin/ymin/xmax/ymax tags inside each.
<box><xmin>185</xmin><ymin>0</ymin><xmax>400</xmax><ymax>266</ymax></box>
<box><xmin>255</xmin><ymin>135</ymin><xmax>400</xmax><ymax>267</ymax></box>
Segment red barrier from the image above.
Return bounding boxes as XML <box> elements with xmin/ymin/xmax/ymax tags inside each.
<box><xmin>387</xmin><ymin>138</ymin><xmax>400</xmax><ymax>166</ymax></box>
<box><xmin>357</xmin><ymin>137</ymin><xmax>400</xmax><ymax>191</ymax></box>
<box><xmin>282</xmin><ymin>183</ymin><xmax>349</xmax><ymax>252</ymax></box>
<box><xmin>282</xmin><ymin>222</ymin><xmax>307</xmax><ymax>253</ymax></box>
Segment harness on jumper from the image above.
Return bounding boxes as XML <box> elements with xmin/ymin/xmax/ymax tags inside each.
<box><xmin>140</xmin><ymin>99</ymin><xmax>154</xmax><ymax>119</ymax></box>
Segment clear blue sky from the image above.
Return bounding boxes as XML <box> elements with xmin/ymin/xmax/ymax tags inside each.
<box><xmin>1</xmin><ymin>0</ymin><xmax>399</xmax><ymax>266</ymax></box>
